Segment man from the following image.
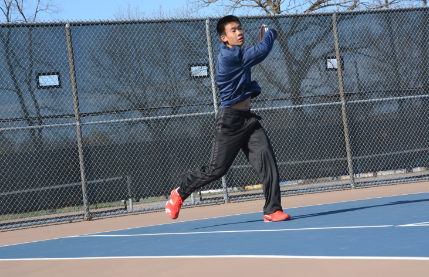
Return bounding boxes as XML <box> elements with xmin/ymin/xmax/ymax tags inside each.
<box><xmin>166</xmin><ymin>15</ymin><xmax>290</xmax><ymax>222</ymax></box>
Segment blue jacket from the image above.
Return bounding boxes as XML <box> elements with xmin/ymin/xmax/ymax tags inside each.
<box><xmin>215</xmin><ymin>28</ymin><xmax>276</xmax><ymax>108</ymax></box>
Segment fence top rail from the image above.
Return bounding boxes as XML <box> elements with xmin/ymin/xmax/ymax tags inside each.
<box><xmin>0</xmin><ymin>6</ymin><xmax>428</xmax><ymax>27</ymax></box>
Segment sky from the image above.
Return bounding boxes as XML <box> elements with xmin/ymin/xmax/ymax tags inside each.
<box><xmin>41</xmin><ymin>0</ymin><xmax>221</xmax><ymax>22</ymax></box>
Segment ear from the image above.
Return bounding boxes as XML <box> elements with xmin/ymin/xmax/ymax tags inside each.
<box><xmin>220</xmin><ymin>35</ymin><xmax>228</xmax><ymax>44</ymax></box>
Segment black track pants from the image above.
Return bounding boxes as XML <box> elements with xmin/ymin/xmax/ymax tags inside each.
<box><xmin>178</xmin><ymin>108</ymin><xmax>282</xmax><ymax>215</ymax></box>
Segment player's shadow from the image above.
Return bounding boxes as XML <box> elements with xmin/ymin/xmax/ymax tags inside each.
<box><xmin>291</xmin><ymin>198</ymin><xmax>429</xmax><ymax>220</ymax></box>
<box><xmin>190</xmin><ymin>198</ymin><xmax>429</xmax><ymax>230</ymax></box>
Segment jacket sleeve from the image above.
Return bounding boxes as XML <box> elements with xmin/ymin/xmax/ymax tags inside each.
<box><xmin>240</xmin><ymin>29</ymin><xmax>276</xmax><ymax>69</ymax></box>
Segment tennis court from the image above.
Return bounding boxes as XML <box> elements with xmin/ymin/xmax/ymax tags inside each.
<box><xmin>1</xmin><ymin>181</ymin><xmax>428</xmax><ymax>277</ymax></box>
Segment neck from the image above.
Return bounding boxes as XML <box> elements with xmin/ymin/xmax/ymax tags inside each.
<box><xmin>225</xmin><ymin>43</ymin><xmax>241</xmax><ymax>48</ymax></box>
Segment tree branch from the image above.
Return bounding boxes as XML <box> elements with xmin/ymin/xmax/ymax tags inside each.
<box><xmin>190</xmin><ymin>0</ymin><xmax>421</xmax><ymax>15</ymax></box>
<box><xmin>14</xmin><ymin>0</ymin><xmax>28</xmax><ymax>22</ymax></box>
<box><xmin>1</xmin><ymin>0</ymin><xmax>13</xmax><ymax>22</ymax></box>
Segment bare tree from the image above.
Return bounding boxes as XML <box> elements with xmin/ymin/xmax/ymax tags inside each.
<box><xmin>1</xmin><ymin>0</ymin><xmax>61</xmax><ymax>22</ymax></box>
<box><xmin>190</xmin><ymin>0</ymin><xmax>423</xmax><ymax>15</ymax></box>
<box><xmin>113</xmin><ymin>1</ymin><xmax>146</xmax><ymax>20</ymax></box>
<box><xmin>113</xmin><ymin>0</ymin><xmax>201</xmax><ymax>21</ymax></box>
<box><xmin>0</xmin><ymin>0</ymin><xmax>61</xmax><ymax>147</ymax></box>
<box><xmin>80</xmin><ymin>0</ymin><xmax>211</xmax><ymax>143</ymax></box>
<box><xmin>87</xmin><ymin>22</ymin><xmax>212</xmax><ymax>141</ymax></box>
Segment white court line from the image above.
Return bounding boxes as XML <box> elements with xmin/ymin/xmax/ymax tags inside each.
<box><xmin>1</xmin><ymin>191</ymin><xmax>428</xmax><ymax>248</ymax></box>
<box><xmin>397</xmin><ymin>222</ymin><xmax>429</xmax><ymax>227</ymax></box>
<box><xmin>1</xmin><ymin>255</ymin><xmax>429</xmax><ymax>261</ymax></box>
<box><xmin>81</xmin><ymin>225</ymin><xmax>394</xmax><ymax>237</ymax></box>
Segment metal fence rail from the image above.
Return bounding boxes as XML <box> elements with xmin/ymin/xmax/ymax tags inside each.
<box><xmin>1</xmin><ymin>7</ymin><xmax>429</xmax><ymax>230</ymax></box>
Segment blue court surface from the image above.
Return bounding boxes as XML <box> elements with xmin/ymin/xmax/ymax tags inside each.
<box><xmin>1</xmin><ymin>192</ymin><xmax>429</xmax><ymax>260</ymax></box>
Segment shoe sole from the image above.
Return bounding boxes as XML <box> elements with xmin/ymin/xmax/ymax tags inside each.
<box><xmin>264</xmin><ymin>215</ymin><xmax>291</xmax><ymax>222</ymax></box>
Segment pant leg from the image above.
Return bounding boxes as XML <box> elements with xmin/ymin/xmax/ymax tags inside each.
<box><xmin>242</xmin><ymin>122</ymin><xmax>282</xmax><ymax>215</ymax></box>
<box><xmin>178</xmin><ymin>109</ymin><xmax>248</xmax><ymax>200</ymax></box>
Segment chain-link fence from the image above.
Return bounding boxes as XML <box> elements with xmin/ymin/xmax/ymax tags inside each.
<box><xmin>1</xmin><ymin>7</ymin><xmax>429</xmax><ymax>230</ymax></box>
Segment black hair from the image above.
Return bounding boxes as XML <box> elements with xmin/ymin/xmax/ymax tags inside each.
<box><xmin>216</xmin><ymin>15</ymin><xmax>241</xmax><ymax>37</ymax></box>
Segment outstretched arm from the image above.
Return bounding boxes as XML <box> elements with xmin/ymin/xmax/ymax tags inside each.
<box><xmin>241</xmin><ymin>29</ymin><xmax>277</xmax><ymax>69</ymax></box>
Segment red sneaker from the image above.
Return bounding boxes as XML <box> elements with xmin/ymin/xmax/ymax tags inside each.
<box><xmin>165</xmin><ymin>188</ymin><xmax>183</xmax><ymax>219</ymax></box>
<box><xmin>264</xmin><ymin>210</ymin><xmax>291</xmax><ymax>222</ymax></box>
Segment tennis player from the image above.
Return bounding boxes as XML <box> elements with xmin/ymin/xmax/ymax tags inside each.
<box><xmin>166</xmin><ymin>15</ymin><xmax>290</xmax><ymax>222</ymax></box>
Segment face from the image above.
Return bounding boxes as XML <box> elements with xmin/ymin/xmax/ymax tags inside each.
<box><xmin>221</xmin><ymin>22</ymin><xmax>245</xmax><ymax>48</ymax></box>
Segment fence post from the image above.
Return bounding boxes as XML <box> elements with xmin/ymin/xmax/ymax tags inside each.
<box><xmin>206</xmin><ymin>18</ymin><xmax>229</xmax><ymax>203</ymax></box>
<box><xmin>332</xmin><ymin>13</ymin><xmax>355</xmax><ymax>189</ymax></box>
<box><xmin>65</xmin><ymin>22</ymin><xmax>92</xmax><ymax>218</ymax></box>
<box><xmin>127</xmin><ymin>176</ymin><xmax>133</xmax><ymax>210</ymax></box>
